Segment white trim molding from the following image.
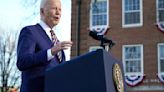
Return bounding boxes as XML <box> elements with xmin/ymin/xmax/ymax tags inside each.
<box><xmin>122</xmin><ymin>0</ymin><xmax>143</xmax><ymax>28</ymax></box>
<box><xmin>156</xmin><ymin>0</ymin><xmax>164</xmax><ymax>23</ymax></box>
<box><xmin>90</xmin><ymin>0</ymin><xmax>109</xmax><ymax>29</ymax></box>
<box><xmin>122</xmin><ymin>44</ymin><xmax>144</xmax><ymax>86</ymax></box>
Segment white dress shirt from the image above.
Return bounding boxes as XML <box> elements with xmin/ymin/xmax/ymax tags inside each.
<box><xmin>39</xmin><ymin>20</ymin><xmax>55</xmax><ymax>61</ymax></box>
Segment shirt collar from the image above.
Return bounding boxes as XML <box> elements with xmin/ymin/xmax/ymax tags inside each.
<box><xmin>39</xmin><ymin>20</ymin><xmax>51</xmax><ymax>32</ymax></box>
<box><xmin>39</xmin><ymin>20</ymin><xmax>54</xmax><ymax>40</ymax></box>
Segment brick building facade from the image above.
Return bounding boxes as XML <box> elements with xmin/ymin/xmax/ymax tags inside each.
<box><xmin>71</xmin><ymin>0</ymin><xmax>164</xmax><ymax>92</ymax></box>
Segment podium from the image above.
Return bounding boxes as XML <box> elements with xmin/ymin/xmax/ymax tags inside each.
<box><xmin>45</xmin><ymin>49</ymin><xmax>126</xmax><ymax>92</ymax></box>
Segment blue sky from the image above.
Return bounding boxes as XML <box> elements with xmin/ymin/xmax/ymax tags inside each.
<box><xmin>0</xmin><ymin>0</ymin><xmax>23</xmax><ymax>29</ymax></box>
<box><xmin>0</xmin><ymin>0</ymin><xmax>71</xmax><ymax>60</ymax></box>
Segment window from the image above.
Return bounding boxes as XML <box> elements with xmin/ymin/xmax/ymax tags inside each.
<box><xmin>158</xmin><ymin>43</ymin><xmax>164</xmax><ymax>74</ymax></box>
<box><xmin>122</xmin><ymin>0</ymin><xmax>143</xmax><ymax>27</ymax></box>
<box><xmin>90</xmin><ymin>0</ymin><xmax>109</xmax><ymax>28</ymax></box>
<box><xmin>123</xmin><ymin>45</ymin><xmax>143</xmax><ymax>75</ymax></box>
<box><xmin>157</xmin><ymin>0</ymin><xmax>164</xmax><ymax>23</ymax></box>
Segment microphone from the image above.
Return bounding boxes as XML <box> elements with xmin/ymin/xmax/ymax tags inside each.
<box><xmin>89</xmin><ymin>31</ymin><xmax>103</xmax><ymax>40</ymax></box>
<box><xmin>89</xmin><ymin>30</ymin><xmax>115</xmax><ymax>49</ymax></box>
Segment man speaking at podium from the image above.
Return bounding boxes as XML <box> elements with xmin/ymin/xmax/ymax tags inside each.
<box><xmin>16</xmin><ymin>0</ymin><xmax>72</xmax><ymax>92</ymax></box>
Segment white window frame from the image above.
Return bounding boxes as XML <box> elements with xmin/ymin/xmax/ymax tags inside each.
<box><xmin>156</xmin><ymin>0</ymin><xmax>164</xmax><ymax>23</ymax></box>
<box><xmin>90</xmin><ymin>0</ymin><xmax>109</xmax><ymax>29</ymax></box>
<box><xmin>89</xmin><ymin>46</ymin><xmax>103</xmax><ymax>52</ymax></box>
<box><xmin>122</xmin><ymin>44</ymin><xmax>144</xmax><ymax>76</ymax></box>
<box><xmin>157</xmin><ymin>43</ymin><xmax>164</xmax><ymax>75</ymax></box>
<box><xmin>122</xmin><ymin>0</ymin><xmax>143</xmax><ymax>28</ymax></box>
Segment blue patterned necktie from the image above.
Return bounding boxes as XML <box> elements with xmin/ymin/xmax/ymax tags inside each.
<box><xmin>50</xmin><ymin>30</ymin><xmax>62</xmax><ymax>63</ymax></box>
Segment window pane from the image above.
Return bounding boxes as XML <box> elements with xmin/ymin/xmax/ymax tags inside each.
<box><xmin>125</xmin><ymin>0</ymin><xmax>140</xmax><ymax>11</ymax></box>
<box><xmin>159</xmin><ymin>10</ymin><xmax>164</xmax><ymax>22</ymax></box>
<box><xmin>125</xmin><ymin>46</ymin><xmax>141</xmax><ymax>59</ymax></box>
<box><xmin>160</xmin><ymin>59</ymin><xmax>164</xmax><ymax>72</ymax></box>
<box><xmin>125</xmin><ymin>12</ymin><xmax>140</xmax><ymax>24</ymax></box>
<box><xmin>124</xmin><ymin>0</ymin><xmax>141</xmax><ymax>25</ymax></box>
<box><xmin>101</xmin><ymin>15</ymin><xmax>107</xmax><ymax>25</ymax></box>
<box><xmin>91</xmin><ymin>0</ymin><xmax>107</xmax><ymax>26</ymax></box>
<box><xmin>124</xmin><ymin>46</ymin><xmax>142</xmax><ymax>73</ymax></box>
<box><xmin>92</xmin><ymin>15</ymin><xmax>97</xmax><ymax>26</ymax></box>
<box><xmin>158</xmin><ymin>0</ymin><xmax>164</xmax><ymax>8</ymax></box>
<box><xmin>125</xmin><ymin>0</ymin><xmax>129</xmax><ymax>10</ymax></box>
<box><xmin>92</xmin><ymin>14</ymin><xmax>107</xmax><ymax>26</ymax></box>
<box><xmin>160</xmin><ymin>45</ymin><xmax>164</xmax><ymax>58</ymax></box>
<box><xmin>125</xmin><ymin>60</ymin><xmax>141</xmax><ymax>73</ymax></box>
<box><xmin>92</xmin><ymin>1</ymin><xmax>107</xmax><ymax>14</ymax></box>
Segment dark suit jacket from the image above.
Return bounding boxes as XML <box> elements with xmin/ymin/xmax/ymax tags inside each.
<box><xmin>17</xmin><ymin>24</ymin><xmax>65</xmax><ymax>92</ymax></box>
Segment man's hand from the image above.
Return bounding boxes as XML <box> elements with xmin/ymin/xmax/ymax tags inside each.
<box><xmin>51</xmin><ymin>41</ymin><xmax>73</xmax><ymax>55</ymax></box>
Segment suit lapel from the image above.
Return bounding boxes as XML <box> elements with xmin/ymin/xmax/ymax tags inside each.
<box><xmin>35</xmin><ymin>23</ymin><xmax>65</xmax><ymax>63</ymax></box>
<box><xmin>35</xmin><ymin>23</ymin><xmax>53</xmax><ymax>47</ymax></box>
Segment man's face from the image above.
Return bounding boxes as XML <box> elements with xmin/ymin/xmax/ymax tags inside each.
<box><xmin>41</xmin><ymin>0</ymin><xmax>61</xmax><ymax>28</ymax></box>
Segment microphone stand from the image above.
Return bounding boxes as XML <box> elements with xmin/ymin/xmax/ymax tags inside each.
<box><xmin>88</xmin><ymin>30</ymin><xmax>115</xmax><ymax>51</ymax></box>
<box><xmin>100</xmin><ymin>36</ymin><xmax>115</xmax><ymax>51</ymax></box>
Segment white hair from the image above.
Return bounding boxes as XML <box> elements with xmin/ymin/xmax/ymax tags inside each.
<box><xmin>40</xmin><ymin>0</ymin><xmax>47</xmax><ymax>9</ymax></box>
<box><xmin>40</xmin><ymin>0</ymin><xmax>61</xmax><ymax>9</ymax></box>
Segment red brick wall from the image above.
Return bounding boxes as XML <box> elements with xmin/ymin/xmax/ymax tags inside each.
<box><xmin>71</xmin><ymin>0</ymin><xmax>91</xmax><ymax>57</ymax></box>
<box><xmin>71</xmin><ymin>0</ymin><xmax>164</xmax><ymax>91</ymax></box>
